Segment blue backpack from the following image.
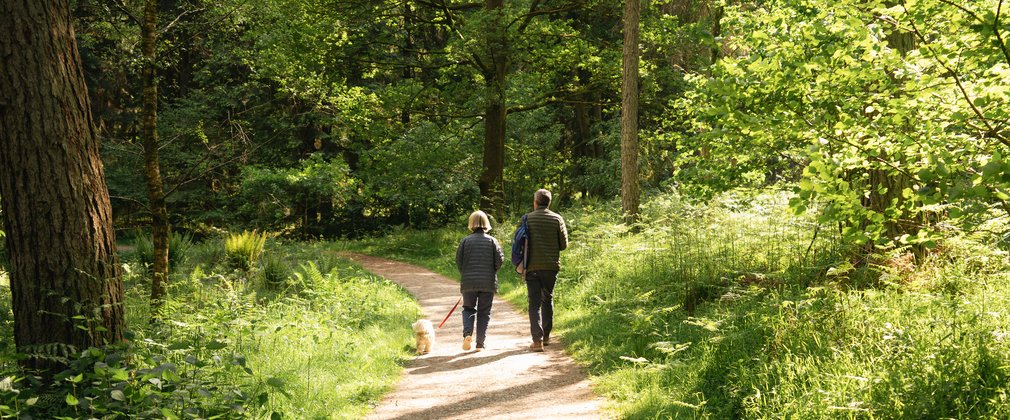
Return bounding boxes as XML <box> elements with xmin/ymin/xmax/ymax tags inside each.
<box><xmin>511</xmin><ymin>215</ymin><xmax>529</xmax><ymax>273</ymax></box>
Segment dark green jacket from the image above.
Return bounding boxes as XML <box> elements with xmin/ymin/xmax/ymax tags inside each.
<box><xmin>524</xmin><ymin>208</ymin><xmax>568</xmax><ymax>272</ymax></box>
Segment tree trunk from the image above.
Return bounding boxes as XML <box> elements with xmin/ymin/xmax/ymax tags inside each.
<box><xmin>863</xmin><ymin>8</ymin><xmax>919</xmax><ymax>244</ymax></box>
<box><xmin>0</xmin><ymin>0</ymin><xmax>125</xmax><ymax>373</ymax></box>
<box><xmin>621</xmin><ymin>0</ymin><xmax>641</xmax><ymax>226</ymax></box>
<box><xmin>142</xmin><ymin>0</ymin><xmax>171</xmax><ymax>311</ymax></box>
<box><xmin>478</xmin><ymin>0</ymin><xmax>507</xmax><ymax>222</ymax></box>
<box><xmin>570</xmin><ymin>68</ymin><xmax>602</xmax><ymax>198</ymax></box>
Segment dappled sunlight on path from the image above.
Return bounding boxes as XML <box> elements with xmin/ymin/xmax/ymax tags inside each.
<box><xmin>342</xmin><ymin>253</ymin><xmax>607</xmax><ymax>420</ymax></box>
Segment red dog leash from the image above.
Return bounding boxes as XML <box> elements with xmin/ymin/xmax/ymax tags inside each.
<box><xmin>438</xmin><ymin>297</ymin><xmax>462</xmax><ymax>329</ymax></box>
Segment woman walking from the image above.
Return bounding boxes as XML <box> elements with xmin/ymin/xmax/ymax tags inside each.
<box><xmin>455</xmin><ymin>210</ymin><xmax>504</xmax><ymax>352</ymax></box>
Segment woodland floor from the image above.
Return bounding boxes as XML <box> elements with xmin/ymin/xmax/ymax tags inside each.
<box><xmin>343</xmin><ymin>253</ymin><xmax>608</xmax><ymax>420</ymax></box>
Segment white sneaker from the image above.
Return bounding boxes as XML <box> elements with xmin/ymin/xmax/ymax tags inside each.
<box><xmin>462</xmin><ymin>336</ymin><xmax>472</xmax><ymax>351</ymax></box>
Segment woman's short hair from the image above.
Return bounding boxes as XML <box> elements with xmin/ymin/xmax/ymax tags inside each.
<box><xmin>468</xmin><ymin>210</ymin><xmax>492</xmax><ymax>232</ymax></box>
<box><xmin>534</xmin><ymin>189</ymin><xmax>552</xmax><ymax>208</ymax></box>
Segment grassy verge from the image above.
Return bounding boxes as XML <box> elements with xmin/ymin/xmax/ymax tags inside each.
<box><xmin>343</xmin><ymin>189</ymin><xmax>1010</xmax><ymax>418</ymax></box>
<box><xmin>1</xmin><ymin>238</ymin><xmax>420</xmax><ymax>418</ymax></box>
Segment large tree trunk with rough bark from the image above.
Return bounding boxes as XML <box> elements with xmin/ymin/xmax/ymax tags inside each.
<box><xmin>0</xmin><ymin>0</ymin><xmax>125</xmax><ymax>373</ymax></box>
<box><xmin>621</xmin><ymin>0</ymin><xmax>641</xmax><ymax>225</ymax></box>
<box><xmin>478</xmin><ymin>0</ymin><xmax>507</xmax><ymax>222</ymax></box>
<box><xmin>141</xmin><ymin>0</ymin><xmax>171</xmax><ymax>312</ymax></box>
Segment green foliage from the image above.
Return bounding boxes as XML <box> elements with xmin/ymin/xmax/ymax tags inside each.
<box><xmin>673</xmin><ymin>0</ymin><xmax>1010</xmax><ymax>246</ymax></box>
<box><xmin>224</xmin><ymin>231</ymin><xmax>269</xmax><ymax>271</ymax></box>
<box><xmin>1</xmin><ymin>241</ymin><xmax>418</xmax><ymax>418</ymax></box>
<box><xmin>353</xmin><ymin>120</ymin><xmax>480</xmax><ymax>229</ymax></box>
<box><xmin>1</xmin><ymin>330</ymin><xmax>260</xmax><ymax>418</ymax></box>
<box><xmin>258</xmin><ymin>253</ymin><xmax>292</xmax><ymax>291</ymax></box>
<box><xmin>132</xmin><ymin>231</ymin><xmax>195</xmax><ymax>270</ymax></box>
<box><xmin>237</xmin><ymin>154</ymin><xmax>355</xmax><ymax>237</ymax></box>
<box><xmin>0</xmin><ymin>275</ymin><xmax>13</xmax><ymax>378</ymax></box>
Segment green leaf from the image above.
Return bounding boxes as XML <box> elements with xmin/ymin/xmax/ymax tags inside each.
<box><xmin>110</xmin><ymin>390</ymin><xmax>126</xmax><ymax>401</ymax></box>
<box><xmin>205</xmin><ymin>340</ymin><xmax>227</xmax><ymax>350</ymax></box>
<box><xmin>109</xmin><ymin>368</ymin><xmax>129</xmax><ymax>381</ymax></box>
<box><xmin>163</xmin><ymin>368</ymin><xmax>183</xmax><ymax>383</ymax></box>
<box><xmin>266</xmin><ymin>377</ymin><xmax>285</xmax><ymax>388</ymax></box>
<box><xmin>167</xmin><ymin>341</ymin><xmax>190</xmax><ymax>350</ymax></box>
<box><xmin>65</xmin><ymin>393</ymin><xmax>79</xmax><ymax>406</ymax></box>
<box><xmin>161</xmin><ymin>408</ymin><xmax>180</xmax><ymax>420</ymax></box>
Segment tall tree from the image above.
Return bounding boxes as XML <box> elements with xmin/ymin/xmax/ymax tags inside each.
<box><xmin>478</xmin><ymin>0</ymin><xmax>508</xmax><ymax>221</ymax></box>
<box><xmin>141</xmin><ymin>0</ymin><xmax>171</xmax><ymax>311</ymax></box>
<box><xmin>621</xmin><ymin>0</ymin><xmax>641</xmax><ymax>225</ymax></box>
<box><xmin>0</xmin><ymin>0</ymin><xmax>125</xmax><ymax>372</ymax></box>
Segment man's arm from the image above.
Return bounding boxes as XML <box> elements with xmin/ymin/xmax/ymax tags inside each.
<box><xmin>558</xmin><ymin>217</ymin><xmax>569</xmax><ymax>251</ymax></box>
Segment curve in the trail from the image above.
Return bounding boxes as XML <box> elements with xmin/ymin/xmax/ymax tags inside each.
<box><xmin>342</xmin><ymin>253</ymin><xmax>607</xmax><ymax>420</ymax></box>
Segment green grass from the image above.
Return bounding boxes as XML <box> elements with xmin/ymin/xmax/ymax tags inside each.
<box><xmin>343</xmin><ymin>188</ymin><xmax>1010</xmax><ymax>418</ymax></box>
<box><xmin>146</xmin><ymin>240</ymin><xmax>421</xmax><ymax>418</ymax></box>
<box><xmin>1</xmin><ymin>238</ymin><xmax>420</xmax><ymax>418</ymax></box>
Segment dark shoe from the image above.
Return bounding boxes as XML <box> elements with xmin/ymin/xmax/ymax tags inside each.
<box><xmin>475</xmin><ymin>343</ymin><xmax>485</xmax><ymax>352</ymax></box>
<box><xmin>529</xmin><ymin>341</ymin><xmax>544</xmax><ymax>352</ymax></box>
<box><xmin>543</xmin><ymin>337</ymin><xmax>550</xmax><ymax>346</ymax></box>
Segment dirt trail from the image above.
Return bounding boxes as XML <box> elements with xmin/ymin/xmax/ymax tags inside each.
<box><xmin>342</xmin><ymin>253</ymin><xmax>608</xmax><ymax>420</ymax></box>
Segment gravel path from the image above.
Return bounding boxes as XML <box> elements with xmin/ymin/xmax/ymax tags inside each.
<box><xmin>342</xmin><ymin>253</ymin><xmax>608</xmax><ymax>420</ymax></box>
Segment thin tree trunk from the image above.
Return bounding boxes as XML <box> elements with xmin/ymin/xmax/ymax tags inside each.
<box><xmin>141</xmin><ymin>0</ymin><xmax>171</xmax><ymax>311</ymax></box>
<box><xmin>0</xmin><ymin>0</ymin><xmax>125</xmax><ymax>373</ymax></box>
<box><xmin>478</xmin><ymin>0</ymin><xmax>507</xmax><ymax>221</ymax></box>
<box><xmin>621</xmin><ymin>0</ymin><xmax>641</xmax><ymax>225</ymax></box>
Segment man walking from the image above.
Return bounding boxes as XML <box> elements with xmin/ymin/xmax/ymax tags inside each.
<box><xmin>523</xmin><ymin>189</ymin><xmax>568</xmax><ymax>352</ymax></box>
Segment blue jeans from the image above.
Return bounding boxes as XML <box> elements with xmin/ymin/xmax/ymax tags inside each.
<box><xmin>525</xmin><ymin>270</ymin><xmax>558</xmax><ymax>342</ymax></box>
<box><xmin>461</xmin><ymin>291</ymin><xmax>494</xmax><ymax>346</ymax></box>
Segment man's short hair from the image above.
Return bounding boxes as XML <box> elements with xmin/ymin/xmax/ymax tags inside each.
<box><xmin>534</xmin><ymin>189</ymin><xmax>552</xmax><ymax>208</ymax></box>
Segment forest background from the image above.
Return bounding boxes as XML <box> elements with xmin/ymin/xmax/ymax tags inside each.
<box><xmin>3</xmin><ymin>0</ymin><xmax>1010</xmax><ymax>417</ymax></box>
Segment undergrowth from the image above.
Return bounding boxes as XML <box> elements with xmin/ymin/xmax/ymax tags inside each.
<box><xmin>1</xmin><ymin>237</ymin><xmax>419</xmax><ymax>418</ymax></box>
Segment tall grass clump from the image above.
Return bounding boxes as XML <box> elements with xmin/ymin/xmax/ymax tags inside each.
<box><xmin>225</xmin><ymin>230</ymin><xmax>269</xmax><ymax>271</ymax></box>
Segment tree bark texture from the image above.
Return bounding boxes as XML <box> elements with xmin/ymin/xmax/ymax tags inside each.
<box><xmin>621</xmin><ymin>0</ymin><xmax>642</xmax><ymax>225</ymax></box>
<box><xmin>478</xmin><ymin>0</ymin><xmax>507</xmax><ymax>222</ymax></box>
<box><xmin>142</xmin><ymin>0</ymin><xmax>171</xmax><ymax>311</ymax></box>
<box><xmin>0</xmin><ymin>0</ymin><xmax>125</xmax><ymax>371</ymax></box>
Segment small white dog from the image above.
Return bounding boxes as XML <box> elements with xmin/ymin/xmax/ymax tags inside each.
<box><xmin>412</xmin><ymin>319</ymin><xmax>435</xmax><ymax>355</ymax></box>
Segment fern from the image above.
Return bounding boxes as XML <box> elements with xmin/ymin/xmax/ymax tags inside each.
<box><xmin>133</xmin><ymin>231</ymin><xmax>194</xmax><ymax>269</ymax></box>
<box><xmin>224</xmin><ymin>230</ymin><xmax>269</xmax><ymax>271</ymax></box>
